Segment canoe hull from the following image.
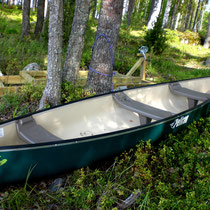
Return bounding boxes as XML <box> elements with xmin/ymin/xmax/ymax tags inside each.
<box><xmin>0</xmin><ymin>99</ymin><xmax>209</xmax><ymax>184</ymax></box>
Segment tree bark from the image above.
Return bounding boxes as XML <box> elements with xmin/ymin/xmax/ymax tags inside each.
<box><xmin>8</xmin><ymin>0</ymin><xmax>12</xmax><ymax>5</ymax></box>
<box><xmin>147</xmin><ymin>0</ymin><xmax>162</xmax><ymax>29</ymax></box>
<box><xmin>162</xmin><ymin>0</ymin><xmax>172</xmax><ymax>28</ymax></box>
<box><xmin>183</xmin><ymin>0</ymin><xmax>192</xmax><ymax>31</ymax></box>
<box><xmin>169</xmin><ymin>1</ymin><xmax>178</xmax><ymax>29</ymax></box>
<box><xmin>92</xmin><ymin>0</ymin><xmax>97</xmax><ymax>18</ymax></box>
<box><xmin>188</xmin><ymin>4</ymin><xmax>195</xmax><ymax>30</ymax></box>
<box><xmin>86</xmin><ymin>0</ymin><xmax>124</xmax><ymax>94</ymax></box>
<box><xmin>62</xmin><ymin>0</ymin><xmax>92</xmax><ymax>84</ymax></box>
<box><xmin>39</xmin><ymin>0</ymin><xmax>63</xmax><ymax>108</ymax></box>
<box><xmin>197</xmin><ymin>0</ymin><xmax>206</xmax><ymax>31</ymax></box>
<box><xmin>21</xmin><ymin>0</ymin><xmax>31</xmax><ymax>38</ymax></box>
<box><xmin>204</xmin><ymin>16</ymin><xmax>210</xmax><ymax>48</ymax></box>
<box><xmin>123</xmin><ymin>0</ymin><xmax>129</xmax><ymax>17</ymax></box>
<box><xmin>2</xmin><ymin>0</ymin><xmax>4</xmax><ymax>8</ymax></box>
<box><xmin>32</xmin><ymin>0</ymin><xmax>37</xmax><ymax>11</ymax></box>
<box><xmin>34</xmin><ymin>0</ymin><xmax>45</xmax><ymax>37</ymax></box>
<box><xmin>127</xmin><ymin>0</ymin><xmax>135</xmax><ymax>25</ymax></box>
<box><xmin>192</xmin><ymin>0</ymin><xmax>201</xmax><ymax>32</ymax></box>
<box><xmin>173</xmin><ymin>0</ymin><xmax>184</xmax><ymax>30</ymax></box>
<box><xmin>44</xmin><ymin>0</ymin><xmax>48</xmax><ymax>18</ymax></box>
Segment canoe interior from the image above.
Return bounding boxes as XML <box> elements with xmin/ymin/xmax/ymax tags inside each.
<box><xmin>0</xmin><ymin>77</ymin><xmax>210</xmax><ymax>147</ymax></box>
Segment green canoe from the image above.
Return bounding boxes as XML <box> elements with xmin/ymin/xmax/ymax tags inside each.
<box><xmin>0</xmin><ymin>77</ymin><xmax>210</xmax><ymax>184</ymax></box>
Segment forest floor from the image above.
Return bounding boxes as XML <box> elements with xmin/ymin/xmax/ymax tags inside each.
<box><xmin>0</xmin><ymin>7</ymin><xmax>210</xmax><ymax>209</ymax></box>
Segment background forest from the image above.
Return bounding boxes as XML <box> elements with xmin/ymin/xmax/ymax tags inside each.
<box><xmin>0</xmin><ymin>0</ymin><xmax>210</xmax><ymax>209</ymax></box>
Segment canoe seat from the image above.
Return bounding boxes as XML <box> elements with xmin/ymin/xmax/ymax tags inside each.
<box><xmin>113</xmin><ymin>92</ymin><xmax>173</xmax><ymax>125</ymax></box>
<box><xmin>169</xmin><ymin>82</ymin><xmax>210</xmax><ymax>108</ymax></box>
<box><xmin>16</xmin><ymin>116</ymin><xmax>61</xmax><ymax>144</ymax></box>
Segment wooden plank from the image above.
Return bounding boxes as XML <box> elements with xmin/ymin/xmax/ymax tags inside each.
<box><xmin>20</xmin><ymin>71</ymin><xmax>36</xmax><ymax>83</ymax></box>
<box><xmin>126</xmin><ymin>57</ymin><xmax>144</xmax><ymax>76</ymax></box>
<box><xmin>0</xmin><ymin>76</ymin><xmax>26</xmax><ymax>85</ymax></box>
<box><xmin>22</xmin><ymin>71</ymin><xmax>47</xmax><ymax>77</ymax></box>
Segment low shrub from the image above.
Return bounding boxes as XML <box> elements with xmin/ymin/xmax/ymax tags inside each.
<box><xmin>144</xmin><ymin>16</ymin><xmax>167</xmax><ymax>55</ymax></box>
<box><xmin>61</xmin><ymin>82</ymin><xmax>94</xmax><ymax>103</ymax></box>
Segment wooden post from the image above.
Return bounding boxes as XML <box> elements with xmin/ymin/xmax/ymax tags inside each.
<box><xmin>140</xmin><ymin>55</ymin><xmax>148</xmax><ymax>80</ymax></box>
<box><xmin>0</xmin><ymin>80</ymin><xmax>4</xmax><ymax>88</ymax></box>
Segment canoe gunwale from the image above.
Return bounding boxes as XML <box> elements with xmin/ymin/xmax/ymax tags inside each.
<box><xmin>1</xmin><ymin>76</ymin><xmax>209</xmax><ymax>126</ymax></box>
<box><xmin>0</xmin><ymin>97</ymin><xmax>209</xmax><ymax>152</ymax></box>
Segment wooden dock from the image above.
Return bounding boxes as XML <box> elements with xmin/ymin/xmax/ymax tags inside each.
<box><xmin>0</xmin><ymin>54</ymin><xmax>153</xmax><ymax>97</ymax></box>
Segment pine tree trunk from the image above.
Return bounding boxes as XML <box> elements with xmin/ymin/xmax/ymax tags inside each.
<box><xmin>162</xmin><ymin>0</ymin><xmax>172</xmax><ymax>28</ymax></box>
<box><xmin>127</xmin><ymin>0</ymin><xmax>135</xmax><ymax>25</ymax></box>
<box><xmin>34</xmin><ymin>0</ymin><xmax>45</xmax><ymax>37</ymax></box>
<box><xmin>62</xmin><ymin>0</ymin><xmax>92</xmax><ymax>84</ymax></box>
<box><xmin>192</xmin><ymin>0</ymin><xmax>201</xmax><ymax>32</ymax></box>
<box><xmin>86</xmin><ymin>0</ymin><xmax>124</xmax><ymax>94</ymax></box>
<box><xmin>21</xmin><ymin>0</ymin><xmax>31</xmax><ymax>38</ymax></box>
<box><xmin>39</xmin><ymin>0</ymin><xmax>63</xmax><ymax>108</ymax></box>
<box><xmin>204</xmin><ymin>16</ymin><xmax>210</xmax><ymax>48</ymax></box>
<box><xmin>147</xmin><ymin>0</ymin><xmax>162</xmax><ymax>29</ymax></box>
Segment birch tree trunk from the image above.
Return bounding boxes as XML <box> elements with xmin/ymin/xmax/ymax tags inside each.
<box><xmin>39</xmin><ymin>0</ymin><xmax>63</xmax><ymax>108</ymax></box>
<box><xmin>86</xmin><ymin>0</ymin><xmax>124</xmax><ymax>94</ymax></box>
<box><xmin>162</xmin><ymin>0</ymin><xmax>172</xmax><ymax>28</ymax></box>
<box><xmin>147</xmin><ymin>0</ymin><xmax>162</xmax><ymax>29</ymax></box>
<box><xmin>123</xmin><ymin>0</ymin><xmax>129</xmax><ymax>17</ymax></box>
<box><xmin>192</xmin><ymin>0</ymin><xmax>201</xmax><ymax>32</ymax></box>
<box><xmin>189</xmin><ymin>4</ymin><xmax>195</xmax><ymax>30</ymax></box>
<box><xmin>21</xmin><ymin>0</ymin><xmax>31</xmax><ymax>38</ymax></box>
<box><xmin>169</xmin><ymin>1</ymin><xmax>178</xmax><ymax>29</ymax></box>
<box><xmin>32</xmin><ymin>0</ymin><xmax>37</xmax><ymax>11</ymax></box>
<box><xmin>183</xmin><ymin>0</ymin><xmax>192</xmax><ymax>31</ymax></box>
<box><xmin>44</xmin><ymin>0</ymin><xmax>48</xmax><ymax>18</ymax></box>
<box><xmin>92</xmin><ymin>0</ymin><xmax>97</xmax><ymax>18</ymax></box>
<box><xmin>136</xmin><ymin>0</ymin><xmax>140</xmax><ymax>12</ymax></box>
<box><xmin>127</xmin><ymin>0</ymin><xmax>135</xmax><ymax>25</ymax></box>
<box><xmin>42</xmin><ymin>0</ymin><xmax>49</xmax><ymax>34</ymax></box>
<box><xmin>62</xmin><ymin>0</ymin><xmax>92</xmax><ymax>84</ymax></box>
<box><xmin>197</xmin><ymin>0</ymin><xmax>206</xmax><ymax>31</ymax></box>
<box><xmin>204</xmin><ymin>16</ymin><xmax>210</xmax><ymax>48</ymax></box>
<box><xmin>174</xmin><ymin>0</ymin><xmax>184</xmax><ymax>30</ymax></box>
<box><xmin>34</xmin><ymin>0</ymin><xmax>45</xmax><ymax>37</ymax></box>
